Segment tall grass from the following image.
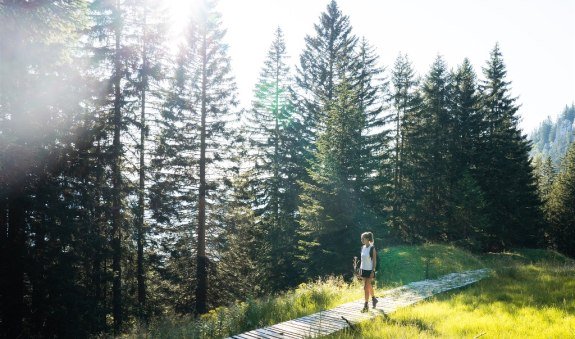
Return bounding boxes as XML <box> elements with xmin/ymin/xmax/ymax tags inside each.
<box><xmin>127</xmin><ymin>276</ymin><xmax>363</xmax><ymax>338</ymax></box>
<box><xmin>328</xmin><ymin>248</ymin><xmax>575</xmax><ymax>338</ymax></box>
<box><xmin>125</xmin><ymin>246</ymin><xmax>574</xmax><ymax>338</ymax></box>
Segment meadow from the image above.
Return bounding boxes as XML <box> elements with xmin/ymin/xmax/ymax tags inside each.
<box><xmin>126</xmin><ymin>245</ymin><xmax>575</xmax><ymax>338</ymax></box>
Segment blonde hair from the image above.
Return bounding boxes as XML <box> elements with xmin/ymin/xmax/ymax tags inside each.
<box><xmin>361</xmin><ymin>232</ymin><xmax>374</xmax><ymax>243</ymax></box>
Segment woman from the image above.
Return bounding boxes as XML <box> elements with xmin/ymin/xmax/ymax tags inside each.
<box><xmin>359</xmin><ymin>232</ymin><xmax>377</xmax><ymax>312</ymax></box>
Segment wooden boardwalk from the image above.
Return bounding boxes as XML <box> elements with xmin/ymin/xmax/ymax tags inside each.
<box><xmin>227</xmin><ymin>269</ymin><xmax>490</xmax><ymax>339</ymax></box>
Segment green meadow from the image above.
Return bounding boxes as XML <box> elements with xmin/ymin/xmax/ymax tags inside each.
<box><xmin>329</xmin><ymin>248</ymin><xmax>575</xmax><ymax>338</ymax></box>
<box><xmin>127</xmin><ymin>245</ymin><xmax>575</xmax><ymax>338</ymax></box>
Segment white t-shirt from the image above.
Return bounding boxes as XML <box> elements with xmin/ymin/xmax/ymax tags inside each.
<box><xmin>360</xmin><ymin>245</ymin><xmax>374</xmax><ymax>270</ymax></box>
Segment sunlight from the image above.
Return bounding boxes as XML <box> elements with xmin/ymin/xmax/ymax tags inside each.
<box><xmin>165</xmin><ymin>0</ymin><xmax>195</xmax><ymax>46</ymax></box>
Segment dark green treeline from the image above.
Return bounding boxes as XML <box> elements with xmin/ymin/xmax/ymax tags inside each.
<box><xmin>0</xmin><ymin>0</ymin><xmax>570</xmax><ymax>337</ymax></box>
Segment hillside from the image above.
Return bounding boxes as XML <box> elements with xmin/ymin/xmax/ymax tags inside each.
<box><xmin>530</xmin><ymin>104</ymin><xmax>575</xmax><ymax>166</ymax></box>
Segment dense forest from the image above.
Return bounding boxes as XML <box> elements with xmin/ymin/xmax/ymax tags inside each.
<box><xmin>530</xmin><ymin>104</ymin><xmax>575</xmax><ymax>166</ymax></box>
<box><xmin>1</xmin><ymin>0</ymin><xmax>574</xmax><ymax>337</ymax></box>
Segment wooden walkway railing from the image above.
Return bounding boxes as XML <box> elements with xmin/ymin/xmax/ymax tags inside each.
<box><xmin>227</xmin><ymin>268</ymin><xmax>490</xmax><ymax>339</ymax></box>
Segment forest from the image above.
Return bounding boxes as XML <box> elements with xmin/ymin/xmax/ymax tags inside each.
<box><xmin>1</xmin><ymin>0</ymin><xmax>574</xmax><ymax>337</ymax></box>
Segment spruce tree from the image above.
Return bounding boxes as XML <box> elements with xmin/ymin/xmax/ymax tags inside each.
<box><xmin>403</xmin><ymin>56</ymin><xmax>453</xmax><ymax>241</ymax></box>
<box><xmin>389</xmin><ymin>53</ymin><xmax>420</xmax><ymax>240</ymax></box>
<box><xmin>296</xmin><ymin>1</ymin><xmax>387</xmax><ymax>278</ymax></box>
<box><xmin>0</xmin><ymin>2</ymin><xmax>92</xmax><ymax>336</ymax></box>
<box><xmin>149</xmin><ymin>0</ymin><xmax>237</xmax><ymax>314</ymax></box>
<box><xmin>295</xmin><ymin>0</ymin><xmax>358</xmax><ymax>134</ymax></box>
<box><xmin>298</xmin><ymin>74</ymin><xmax>365</xmax><ymax>277</ymax></box>
<box><xmin>356</xmin><ymin>38</ymin><xmax>391</xmax><ymax>232</ymax></box>
<box><xmin>450</xmin><ymin>58</ymin><xmax>490</xmax><ymax>245</ymax></box>
<box><xmin>477</xmin><ymin>44</ymin><xmax>542</xmax><ymax>250</ymax></box>
<box><xmin>546</xmin><ymin>141</ymin><xmax>575</xmax><ymax>257</ymax></box>
<box><xmin>245</xmin><ymin>27</ymin><xmax>303</xmax><ymax>290</ymax></box>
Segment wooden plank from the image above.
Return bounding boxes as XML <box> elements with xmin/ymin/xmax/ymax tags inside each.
<box><xmin>241</xmin><ymin>330</ymin><xmax>274</xmax><ymax>339</ymax></box>
<box><xmin>315</xmin><ymin>311</ymin><xmax>351</xmax><ymax>322</ymax></box>
<box><xmin>296</xmin><ymin>318</ymin><xmax>341</xmax><ymax>333</ymax></box>
<box><xmin>289</xmin><ymin>319</ymin><xmax>332</xmax><ymax>335</ymax></box>
<box><xmin>316</xmin><ymin>311</ymin><xmax>356</xmax><ymax>325</ymax></box>
<box><xmin>264</xmin><ymin>328</ymin><xmax>301</xmax><ymax>339</ymax></box>
<box><xmin>324</xmin><ymin>312</ymin><xmax>369</xmax><ymax>323</ymax></box>
<box><xmin>320</xmin><ymin>309</ymin><xmax>365</xmax><ymax>321</ymax></box>
<box><xmin>326</xmin><ymin>308</ymin><xmax>371</xmax><ymax>320</ymax></box>
<box><xmin>275</xmin><ymin>321</ymin><xmax>313</xmax><ymax>333</ymax></box>
<box><xmin>270</xmin><ymin>323</ymin><xmax>309</xmax><ymax>336</ymax></box>
<box><xmin>323</xmin><ymin>310</ymin><xmax>369</xmax><ymax>322</ymax></box>
<box><xmin>252</xmin><ymin>327</ymin><xmax>287</xmax><ymax>339</ymax></box>
<box><xmin>232</xmin><ymin>333</ymin><xmax>263</xmax><ymax>339</ymax></box>
<box><xmin>271</xmin><ymin>322</ymin><xmax>312</xmax><ymax>337</ymax></box>
<box><xmin>296</xmin><ymin>316</ymin><xmax>343</xmax><ymax>332</ymax></box>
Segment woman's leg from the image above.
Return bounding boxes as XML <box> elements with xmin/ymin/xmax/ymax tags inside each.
<box><xmin>363</xmin><ymin>278</ymin><xmax>370</xmax><ymax>302</ymax></box>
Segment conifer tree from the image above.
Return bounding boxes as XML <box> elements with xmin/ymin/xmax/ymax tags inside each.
<box><xmin>477</xmin><ymin>44</ymin><xmax>542</xmax><ymax>249</ymax></box>
<box><xmin>533</xmin><ymin>155</ymin><xmax>556</xmax><ymax>203</ymax></box>
<box><xmin>449</xmin><ymin>59</ymin><xmax>490</xmax><ymax>245</ymax></box>
<box><xmin>451</xmin><ymin>58</ymin><xmax>483</xmax><ymax>176</ymax></box>
<box><xmin>296</xmin><ymin>1</ymin><xmax>387</xmax><ymax>278</ymax></box>
<box><xmin>390</xmin><ymin>53</ymin><xmax>420</xmax><ymax>240</ymax></box>
<box><xmin>546</xmin><ymin>141</ymin><xmax>575</xmax><ymax>257</ymax></box>
<box><xmin>127</xmin><ymin>0</ymin><xmax>169</xmax><ymax>320</ymax></box>
<box><xmin>356</xmin><ymin>38</ymin><xmax>391</xmax><ymax>230</ymax></box>
<box><xmin>0</xmin><ymin>2</ymin><xmax>91</xmax><ymax>336</ymax></box>
<box><xmin>245</xmin><ymin>27</ymin><xmax>304</xmax><ymax>290</ymax></box>
<box><xmin>149</xmin><ymin>0</ymin><xmax>237</xmax><ymax>314</ymax></box>
<box><xmin>403</xmin><ymin>56</ymin><xmax>453</xmax><ymax>241</ymax></box>
<box><xmin>298</xmin><ymin>74</ymin><xmax>365</xmax><ymax>277</ymax></box>
<box><xmin>295</xmin><ymin>0</ymin><xmax>358</xmax><ymax>134</ymax></box>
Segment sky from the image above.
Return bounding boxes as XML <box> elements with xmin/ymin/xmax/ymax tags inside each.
<box><xmin>171</xmin><ymin>0</ymin><xmax>575</xmax><ymax>134</ymax></box>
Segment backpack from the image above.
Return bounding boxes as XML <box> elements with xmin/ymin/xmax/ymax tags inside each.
<box><xmin>369</xmin><ymin>245</ymin><xmax>378</xmax><ymax>271</ymax></box>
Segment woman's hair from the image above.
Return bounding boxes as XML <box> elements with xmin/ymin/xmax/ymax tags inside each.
<box><xmin>361</xmin><ymin>232</ymin><xmax>374</xmax><ymax>243</ymax></box>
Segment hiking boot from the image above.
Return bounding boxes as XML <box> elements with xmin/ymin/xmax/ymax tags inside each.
<box><xmin>361</xmin><ymin>302</ymin><xmax>369</xmax><ymax>313</ymax></box>
<box><xmin>372</xmin><ymin>296</ymin><xmax>378</xmax><ymax>308</ymax></box>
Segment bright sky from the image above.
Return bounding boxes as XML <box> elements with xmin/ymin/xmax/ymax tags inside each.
<box><xmin>171</xmin><ymin>0</ymin><xmax>575</xmax><ymax>133</ymax></box>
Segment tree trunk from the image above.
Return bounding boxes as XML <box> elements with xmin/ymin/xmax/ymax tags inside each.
<box><xmin>195</xmin><ymin>27</ymin><xmax>208</xmax><ymax>315</ymax></box>
<box><xmin>3</xmin><ymin>194</ymin><xmax>26</xmax><ymax>338</ymax></box>
<box><xmin>137</xmin><ymin>3</ymin><xmax>148</xmax><ymax>320</ymax></box>
<box><xmin>0</xmin><ymin>195</ymin><xmax>8</xmax><ymax>337</ymax></box>
<box><xmin>112</xmin><ymin>2</ymin><xmax>123</xmax><ymax>332</ymax></box>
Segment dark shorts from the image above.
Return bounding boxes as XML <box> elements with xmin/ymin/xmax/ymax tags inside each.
<box><xmin>361</xmin><ymin>269</ymin><xmax>373</xmax><ymax>278</ymax></box>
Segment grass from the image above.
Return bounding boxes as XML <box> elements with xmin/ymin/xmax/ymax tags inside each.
<box><xmin>328</xmin><ymin>248</ymin><xmax>575</xmax><ymax>339</ymax></box>
<box><xmin>125</xmin><ymin>245</ymin><xmax>575</xmax><ymax>338</ymax></box>
<box><xmin>376</xmin><ymin>244</ymin><xmax>484</xmax><ymax>287</ymax></box>
<box><xmin>126</xmin><ymin>276</ymin><xmax>364</xmax><ymax>338</ymax></box>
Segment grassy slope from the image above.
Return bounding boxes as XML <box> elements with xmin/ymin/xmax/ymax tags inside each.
<box><xmin>376</xmin><ymin>244</ymin><xmax>484</xmax><ymax>287</ymax></box>
<box><xmin>131</xmin><ymin>246</ymin><xmax>574</xmax><ymax>338</ymax></box>
<box><xmin>329</xmin><ymin>248</ymin><xmax>575</xmax><ymax>338</ymax></box>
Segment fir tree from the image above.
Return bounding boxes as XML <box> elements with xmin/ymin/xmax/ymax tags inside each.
<box><xmin>477</xmin><ymin>44</ymin><xmax>542</xmax><ymax>250</ymax></box>
<box><xmin>403</xmin><ymin>56</ymin><xmax>453</xmax><ymax>241</ymax></box>
<box><xmin>0</xmin><ymin>2</ymin><xmax>91</xmax><ymax>336</ymax></box>
<box><xmin>450</xmin><ymin>58</ymin><xmax>490</xmax><ymax>244</ymax></box>
<box><xmin>246</xmin><ymin>27</ymin><xmax>303</xmax><ymax>290</ymax></box>
<box><xmin>546</xmin><ymin>141</ymin><xmax>575</xmax><ymax>257</ymax></box>
<box><xmin>149</xmin><ymin>0</ymin><xmax>238</xmax><ymax>314</ymax></box>
<box><xmin>295</xmin><ymin>0</ymin><xmax>358</xmax><ymax>134</ymax></box>
<box><xmin>296</xmin><ymin>1</ymin><xmax>387</xmax><ymax>278</ymax></box>
<box><xmin>389</xmin><ymin>53</ymin><xmax>420</xmax><ymax>240</ymax></box>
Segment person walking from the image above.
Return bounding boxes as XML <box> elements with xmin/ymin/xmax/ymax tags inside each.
<box><xmin>360</xmin><ymin>232</ymin><xmax>377</xmax><ymax>312</ymax></box>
